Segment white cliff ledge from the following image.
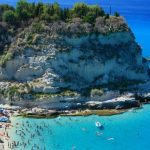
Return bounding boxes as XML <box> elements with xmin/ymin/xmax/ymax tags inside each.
<box><xmin>0</xmin><ymin>18</ymin><xmax>149</xmax><ymax>104</ymax></box>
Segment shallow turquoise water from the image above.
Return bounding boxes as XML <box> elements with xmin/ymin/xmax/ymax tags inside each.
<box><xmin>8</xmin><ymin>104</ymin><xmax>150</xmax><ymax>150</ymax></box>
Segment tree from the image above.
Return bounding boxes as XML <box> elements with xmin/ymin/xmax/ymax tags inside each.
<box><xmin>0</xmin><ymin>4</ymin><xmax>14</xmax><ymax>13</ymax></box>
<box><xmin>34</xmin><ymin>2</ymin><xmax>44</xmax><ymax>17</ymax></box>
<box><xmin>63</xmin><ymin>8</ymin><xmax>70</xmax><ymax>20</ymax></box>
<box><xmin>114</xmin><ymin>12</ymin><xmax>120</xmax><ymax>17</ymax></box>
<box><xmin>83</xmin><ymin>12</ymin><xmax>95</xmax><ymax>24</ymax></box>
<box><xmin>88</xmin><ymin>5</ymin><xmax>105</xmax><ymax>17</ymax></box>
<box><xmin>40</xmin><ymin>13</ymin><xmax>51</xmax><ymax>22</ymax></box>
<box><xmin>0</xmin><ymin>4</ymin><xmax>15</xmax><ymax>21</ymax></box>
<box><xmin>53</xmin><ymin>2</ymin><xmax>61</xmax><ymax>16</ymax></box>
<box><xmin>105</xmin><ymin>14</ymin><xmax>110</xmax><ymax>19</ymax></box>
<box><xmin>40</xmin><ymin>4</ymin><xmax>50</xmax><ymax>21</ymax></box>
<box><xmin>51</xmin><ymin>14</ymin><xmax>60</xmax><ymax>21</ymax></box>
<box><xmin>29</xmin><ymin>2</ymin><xmax>36</xmax><ymax>18</ymax></box>
<box><xmin>16</xmin><ymin>0</ymin><xmax>32</xmax><ymax>21</ymax></box>
<box><xmin>60</xmin><ymin>8</ymin><xmax>70</xmax><ymax>21</ymax></box>
<box><xmin>72</xmin><ymin>3</ymin><xmax>88</xmax><ymax>18</ymax></box>
<box><xmin>2</xmin><ymin>10</ymin><xmax>17</xmax><ymax>24</ymax></box>
<box><xmin>83</xmin><ymin>5</ymin><xmax>105</xmax><ymax>24</ymax></box>
<box><xmin>40</xmin><ymin>3</ymin><xmax>61</xmax><ymax>21</ymax></box>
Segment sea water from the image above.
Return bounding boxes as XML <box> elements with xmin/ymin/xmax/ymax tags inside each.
<box><xmin>7</xmin><ymin>104</ymin><xmax>150</xmax><ymax>150</ymax></box>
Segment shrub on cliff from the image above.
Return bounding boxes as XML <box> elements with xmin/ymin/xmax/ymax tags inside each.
<box><xmin>34</xmin><ymin>2</ymin><xmax>44</xmax><ymax>17</ymax></box>
<box><xmin>39</xmin><ymin>2</ymin><xmax>61</xmax><ymax>22</ymax></box>
<box><xmin>91</xmin><ymin>89</ymin><xmax>104</xmax><ymax>97</ymax></box>
<box><xmin>0</xmin><ymin>4</ymin><xmax>14</xmax><ymax>21</ymax></box>
<box><xmin>72</xmin><ymin>3</ymin><xmax>105</xmax><ymax>21</ymax></box>
<box><xmin>83</xmin><ymin>12</ymin><xmax>95</xmax><ymax>24</ymax></box>
<box><xmin>60</xmin><ymin>8</ymin><xmax>70</xmax><ymax>21</ymax></box>
<box><xmin>2</xmin><ymin>10</ymin><xmax>17</xmax><ymax>25</ymax></box>
<box><xmin>16</xmin><ymin>0</ymin><xmax>33</xmax><ymax>21</ymax></box>
<box><xmin>114</xmin><ymin>12</ymin><xmax>120</xmax><ymax>17</ymax></box>
<box><xmin>0</xmin><ymin>52</ymin><xmax>13</xmax><ymax>67</ymax></box>
<box><xmin>72</xmin><ymin>3</ymin><xmax>88</xmax><ymax>18</ymax></box>
<box><xmin>88</xmin><ymin>5</ymin><xmax>105</xmax><ymax>17</ymax></box>
<box><xmin>52</xmin><ymin>2</ymin><xmax>61</xmax><ymax>16</ymax></box>
<box><xmin>32</xmin><ymin>22</ymin><xmax>44</xmax><ymax>32</ymax></box>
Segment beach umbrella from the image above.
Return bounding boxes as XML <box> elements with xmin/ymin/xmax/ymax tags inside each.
<box><xmin>0</xmin><ymin>116</ymin><xmax>9</xmax><ymax>122</ymax></box>
<box><xmin>2</xmin><ymin>110</ymin><xmax>8</xmax><ymax>116</ymax></box>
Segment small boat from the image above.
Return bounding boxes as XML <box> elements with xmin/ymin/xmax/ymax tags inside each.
<box><xmin>95</xmin><ymin>121</ymin><xmax>104</xmax><ymax>130</ymax></box>
<box><xmin>95</xmin><ymin>121</ymin><xmax>102</xmax><ymax>127</ymax></box>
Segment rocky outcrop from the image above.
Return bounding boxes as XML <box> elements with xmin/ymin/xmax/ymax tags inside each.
<box><xmin>0</xmin><ymin>17</ymin><xmax>149</xmax><ymax>104</ymax></box>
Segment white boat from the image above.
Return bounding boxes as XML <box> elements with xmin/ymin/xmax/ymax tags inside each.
<box><xmin>95</xmin><ymin>121</ymin><xmax>102</xmax><ymax>127</ymax></box>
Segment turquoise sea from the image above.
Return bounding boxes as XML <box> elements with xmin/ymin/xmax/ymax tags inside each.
<box><xmin>8</xmin><ymin>104</ymin><xmax>150</xmax><ymax>150</ymax></box>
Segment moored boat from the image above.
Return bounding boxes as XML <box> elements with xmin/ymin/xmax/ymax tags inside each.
<box><xmin>95</xmin><ymin>122</ymin><xmax>104</xmax><ymax>130</ymax></box>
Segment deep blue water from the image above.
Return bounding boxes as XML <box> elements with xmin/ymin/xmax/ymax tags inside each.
<box><xmin>0</xmin><ymin>0</ymin><xmax>150</xmax><ymax>57</ymax></box>
<box><xmin>7</xmin><ymin>104</ymin><xmax>150</xmax><ymax>150</ymax></box>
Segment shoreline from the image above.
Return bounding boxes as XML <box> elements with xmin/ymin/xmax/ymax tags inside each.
<box><xmin>0</xmin><ymin>91</ymin><xmax>150</xmax><ymax>119</ymax></box>
<box><xmin>0</xmin><ymin>103</ymin><xmax>146</xmax><ymax>119</ymax></box>
<box><xmin>19</xmin><ymin>109</ymin><xmax>127</xmax><ymax>118</ymax></box>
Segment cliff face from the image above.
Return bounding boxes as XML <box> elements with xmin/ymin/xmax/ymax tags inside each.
<box><xmin>0</xmin><ymin>17</ymin><xmax>149</xmax><ymax>102</ymax></box>
<box><xmin>0</xmin><ymin>22</ymin><xmax>13</xmax><ymax>52</ymax></box>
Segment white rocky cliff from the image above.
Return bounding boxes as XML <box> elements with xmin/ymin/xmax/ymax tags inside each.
<box><xmin>0</xmin><ymin>17</ymin><xmax>149</xmax><ymax>103</ymax></box>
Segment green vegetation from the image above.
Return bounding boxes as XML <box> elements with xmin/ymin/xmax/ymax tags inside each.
<box><xmin>34</xmin><ymin>90</ymin><xmax>79</xmax><ymax>100</ymax></box>
<box><xmin>90</xmin><ymin>88</ymin><xmax>104</xmax><ymax>97</ymax></box>
<box><xmin>0</xmin><ymin>0</ymin><xmax>119</xmax><ymax>25</ymax></box>
<box><xmin>2</xmin><ymin>10</ymin><xmax>17</xmax><ymax>25</ymax></box>
<box><xmin>0</xmin><ymin>83</ymin><xmax>32</xmax><ymax>102</ymax></box>
<box><xmin>0</xmin><ymin>4</ymin><xmax>14</xmax><ymax>21</ymax></box>
<box><xmin>16</xmin><ymin>0</ymin><xmax>33</xmax><ymax>21</ymax></box>
<box><xmin>0</xmin><ymin>52</ymin><xmax>13</xmax><ymax>66</ymax></box>
<box><xmin>32</xmin><ymin>22</ymin><xmax>44</xmax><ymax>32</ymax></box>
<box><xmin>114</xmin><ymin>12</ymin><xmax>120</xmax><ymax>17</ymax></box>
<box><xmin>7</xmin><ymin>86</ymin><xmax>19</xmax><ymax>95</ymax></box>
